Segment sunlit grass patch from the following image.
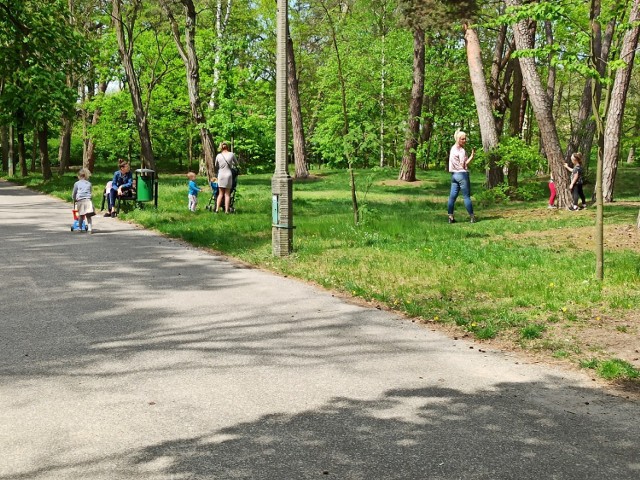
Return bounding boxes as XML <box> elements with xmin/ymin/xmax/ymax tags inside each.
<box><xmin>580</xmin><ymin>358</ymin><xmax>640</xmax><ymax>380</ymax></box>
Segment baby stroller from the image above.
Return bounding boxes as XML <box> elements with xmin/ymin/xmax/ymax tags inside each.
<box><xmin>205</xmin><ymin>174</ymin><xmax>237</xmax><ymax>213</ymax></box>
<box><xmin>70</xmin><ymin>204</ymin><xmax>88</xmax><ymax>232</ymax></box>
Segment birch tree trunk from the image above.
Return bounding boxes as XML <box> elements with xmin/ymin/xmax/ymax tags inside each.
<box><xmin>602</xmin><ymin>0</ymin><xmax>640</xmax><ymax>202</ymax></box>
<box><xmin>506</xmin><ymin>0</ymin><xmax>571</xmax><ymax>207</ymax></box>
<box><xmin>398</xmin><ymin>27</ymin><xmax>424</xmax><ymax>182</ymax></box>
<box><xmin>464</xmin><ymin>25</ymin><xmax>501</xmax><ymax>188</ymax></box>
<box><xmin>112</xmin><ymin>0</ymin><xmax>155</xmax><ymax>171</ymax></box>
<box><xmin>208</xmin><ymin>0</ymin><xmax>231</xmax><ymax>110</ymax></box>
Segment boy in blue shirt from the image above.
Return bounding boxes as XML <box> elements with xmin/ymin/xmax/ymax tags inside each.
<box><xmin>187</xmin><ymin>172</ymin><xmax>203</xmax><ymax>212</ymax></box>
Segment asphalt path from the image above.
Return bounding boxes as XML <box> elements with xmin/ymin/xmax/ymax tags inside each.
<box><xmin>0</xmin><ymin>180</ymin><xmax>638</xmax><ymax>480</ymax></box>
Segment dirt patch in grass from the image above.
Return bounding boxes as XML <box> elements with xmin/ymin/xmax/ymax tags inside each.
<box><xmin>377</xmin><ymin>179</ymin><xmax>430</xmax><ymax>187</ymax></box>
<box><xmin>498</xmin><ymin>213</ymin><xmax>640</xmax><ymax>396</ymax></box>
<box><xmin>510</xmin><ymin>221</ymin><xmax>640</xmax><ymax>253</ymax></box>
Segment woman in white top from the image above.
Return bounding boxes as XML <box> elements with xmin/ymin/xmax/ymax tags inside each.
<box><xmin>447</xmin><ymin>130</ymin><xmax>475</xmax><ymax>224</ymax></box>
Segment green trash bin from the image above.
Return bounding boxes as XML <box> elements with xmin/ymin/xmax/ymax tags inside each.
<box><xmin>136</xmin><ymin>169</ymin><xmax>155</xmax><ymax>202</ymax></box>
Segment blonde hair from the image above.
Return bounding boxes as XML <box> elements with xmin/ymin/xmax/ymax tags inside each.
<box><xmin>187</xmin><ymin>171</ymin><xmax>197</xmax><ymax>180</ymax></box>
<box><xmin>78</xmin><ymin>168</ymin><xmax>90</xmax><ymax>179</ymax></box>
<box><xmin>454</xmin><ymin>130</ymin><xmax>467</xmax><ymax>143</ymax></box>
<box><xmin>571</xmin><ymin>152</ymin><xmax>583</xmax><ymax>165</ymax></box>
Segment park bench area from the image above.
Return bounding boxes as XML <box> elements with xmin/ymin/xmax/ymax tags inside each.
<box><xmin>100</xmin><ymin>169</ymin><xmax>158</xmax><ymax>216</ymax></box>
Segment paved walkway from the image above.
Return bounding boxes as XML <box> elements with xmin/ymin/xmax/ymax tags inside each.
<box><xmin>0</xmin><ymin>180</ymin><xmax>638</xmax><ymax>480</ymax></box>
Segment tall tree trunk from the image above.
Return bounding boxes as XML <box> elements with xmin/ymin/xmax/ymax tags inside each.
<box><xmin>544</xmin><ymin>21</ymin><xmax>556</xmax><ymax>110</ymax></box>
<box><xmin>85</xmin><ymin>81</ymin><xmax>108</xmax><ymax>172</ymax></box>
<box><xmin>1</xmin><ymin>125</ymin><xmax>8</xmax><ymax>172</ymax></box>
<box><xmin>31</xmin><ymin>131</ymin><xmax>38</xmax><ymax>172</ymax></box>
<box><xmin>628</xmin><ymin>106</ymin><xmax>640</xmax><ymax>164</ymax></box>
<box><xmin>58</xmin><ymin>67</ymin><xmax>74</xmax><ymax>174</ymax></box>
<box><xmin>7</xmin><ymin>125</ymin><xmax>15</xmax><ymax>176</ymax></box>
<box><xmin>602</xmin><ymin>0</ymin><xmax>640</xmax><ymax>202</ymax></box>
<box><xmin>489</xmin><ymin>6</ymin><xmax>514</xmax><ymax>140</ymax></box>
<box><xmin>379</xmin><ymin>8</ymin><xmax>386</xmax><ymax>168</ymax></box>
<box><xmin>208</xmin><ymin>0</ymin><xmax>231</xmax><ymax>110</ymax></box>
<box><xmin>16</xmin><ymin>110</ymin><xmax>27</xmax><ymax>177</ymax></box>
<box><xmin>321</xmin><ymin>1</ymin><xmax>349</xmax><ymax>141</ymax></box>
<box><xmin>112</xmin><ymin>0</ymin><xmax>155</xmax><ymax>171</ymax></box>
<box><xmin>507</xmin><ymin>60</ymin><xmax>524</xmax><ymax>194</ymax></box>
<box><xmin>162</xmin><ymin>0</ymin><xmax>216</xmax><ymax>179</ymax></box>
<box><xmin>566</xmin><ymin>0</ymin><xmax>614</xmax><ymax>165</ymax></box>
<box><xmin>509</xmin><ymin>60</ymin><xmax>524</xmax><ymax>136</ymax></box>
<box><xmin>464</xmin><ymin>24</ymin><xmax>501</xmax><ymax>188</ymax></box>
<box><xmin>399</xmin><ymin>27</ymin><xmax>424</xmax><ymax>182</ymax></box>
<box><xmin>420</xmin><ymin>95</ymin><xmax>435</xmax><ymax>168</ymax></box>
<box><xmin>286</xmin><ymin>21</ymin><xmax>309</xmax><ymax>179</ymax></box>
<box><xmin>58</xmin><ymin>116</ymin><xmax>72</xmax><ymax>174</ymax></box>
<box><xmin>507</xmin><ymin>0</ymin><xmax>571</xmax><ymax>207</ymax></box>
<box><xmin>39</xmin><ymin>124</ymin><xmax>52</xmax><ymax>180</ymax></box>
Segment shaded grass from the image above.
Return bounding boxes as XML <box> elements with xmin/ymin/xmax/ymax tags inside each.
<box><xmin>3</xmin><ymin>164</ymin><xmax>640</xmax><ymax>381</ymax></box>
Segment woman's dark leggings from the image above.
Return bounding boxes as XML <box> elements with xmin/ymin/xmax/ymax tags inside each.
<box><xmin>572</xmin><ymin>184</ymin><xmax>585</xmax><ymax>206</ymax></box>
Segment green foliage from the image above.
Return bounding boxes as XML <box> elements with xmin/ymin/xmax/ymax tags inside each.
<box><xmin>520</xmin><ymin>323</ymin><xmax>546</xmax><ymax>340</ymax></box>
<box><xmin>580</xmin><ymin>358</ymin><xmax>640</xmax><ymax>380</ymax></box>
<box><xmin>475</xmin><ymin>183</ymin><xmax>510</xmax><ymax>206</ymax></box>
<box><xmin>0</xmin><ymin>0</ymin><xmax>87</xmax><ymax>127</ymax></box>
<box><xmin>493</xmin><ymin>136</ymin><xmax>546</xmax><ymax>172</ymax></box>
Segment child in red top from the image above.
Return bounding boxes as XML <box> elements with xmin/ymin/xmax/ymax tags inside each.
<box><xmin>548</xmin><ymin>172</ymin><xmax>557</xmax><ymax>209</ymax></box>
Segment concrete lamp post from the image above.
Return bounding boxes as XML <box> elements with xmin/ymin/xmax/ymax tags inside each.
<box><xmin>272</xmin><ymin>0</ymin><xmax>293</xmax><ymax>256</ymax></box>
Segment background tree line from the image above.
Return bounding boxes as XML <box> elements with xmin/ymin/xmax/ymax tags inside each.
<box><xmin>1</xmin><ymin>0</ymin><xmax>638</xmax><ymax>204</ymax></box>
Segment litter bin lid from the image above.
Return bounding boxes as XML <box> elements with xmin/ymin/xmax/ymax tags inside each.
<box><xmin>135</xmin><ymin>168</ymin><xmax>155</xmax><ymax>174</ymax></box>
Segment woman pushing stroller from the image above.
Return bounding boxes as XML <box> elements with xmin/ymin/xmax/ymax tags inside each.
<box><xmin>214</xmin><ymin>142</ymin><xmax>238</xmax><ymax>214</ymax></box>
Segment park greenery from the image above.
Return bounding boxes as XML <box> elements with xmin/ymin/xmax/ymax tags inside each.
<box><xmin>1</xmin><ymin>1</ymin><xmax>639</xmax><ymax>383</ymax></box>
<box><xmin>4</xmin><ymin>165</ymin><xmax>640</xmax><ymax>385</ymax></box>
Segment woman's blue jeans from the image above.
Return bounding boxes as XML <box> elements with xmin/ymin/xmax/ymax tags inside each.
<box><xmin>447</xmin><ymin>172</ymin><xmax>473</xmax><ymax>216</ymax></box>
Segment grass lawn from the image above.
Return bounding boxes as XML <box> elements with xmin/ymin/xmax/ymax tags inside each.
<box><xmin>4</xmin><ymin>163</ymin><xmax>640</xmax><ymax>389</ymax></box>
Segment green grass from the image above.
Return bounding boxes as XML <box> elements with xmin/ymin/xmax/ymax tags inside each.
<box><xmin>580</xmin><ymin>358</ymin><xmax>640</xmax><ymax>380</ymax></box>
<box><xmin>3</xmin><ymin>163</ymin><xmax>640</xmax><ymax>381</ymax></box>
<box><xmin>521</xmin><ymin>323</ymin><xmax>547</xmax><ymax>340</ymax></box>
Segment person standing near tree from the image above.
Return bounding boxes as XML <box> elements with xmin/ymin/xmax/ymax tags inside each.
<box><xmin>548</xmin><ymin>172</ymin><xmax>557</xmax><ymax>209</ymax></box>
<box><xmin>565</xmin><ymin>152</ymin><xmax>587</xmax><ymax>211</ymax></box>
<box><xmin>447</xmin><ymin>130</ymin><xmax>476</xmax><ymax>223</ymax></box>
<box><xmin>214</xmin><ymin>142</ymin><xmax>238</xmax><ymax>214</ymax></box>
